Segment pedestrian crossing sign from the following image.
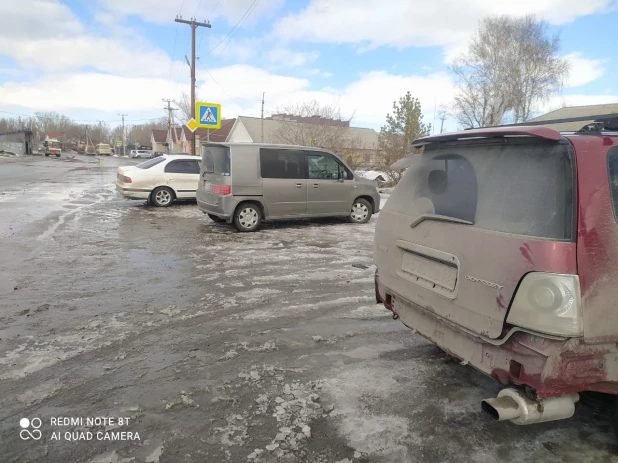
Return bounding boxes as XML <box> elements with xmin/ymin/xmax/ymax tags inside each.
<box><xmin>196</xmin><ymin>102</ymin><xmax>221</xmax><ymax>129</ymax></box>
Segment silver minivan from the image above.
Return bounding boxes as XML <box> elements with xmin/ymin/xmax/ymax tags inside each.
<box><xmin>196</xmin><ymin>143</ymin><xmax>381</xmax><ymax>232</ymax></box>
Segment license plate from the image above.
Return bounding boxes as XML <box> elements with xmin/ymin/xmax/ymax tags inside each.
<box><xmin>401</xmin><ymin>251</ymin><xmax>457</xmax><ymax>291</ymax></box>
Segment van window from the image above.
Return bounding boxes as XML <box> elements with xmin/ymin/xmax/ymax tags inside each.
<box><xmin>203</xmin><ymin>146</ymin><xmax>230</xmax><ymax>175</ymax></box>
<box><xmin>260</xmin><ymin>148</ymin><xmax>306</xmax><ymax>179</ymax></box>
<box><xmin>307</xmin><ymin>152</ymin><xmax>343</xmax><ymax>179</ymax></box>
<box><xmin>385</xmin><ymin>140</ymin><xmax>575</xmax><ymax>240</ymax></box>
<box><xmin>609</xmin><ymin>148</ymin><xmax>618</xmax><ymax>223</ymax></box>
<box><xmin>165</xmin><ymin>160</ymin><xmax>200</xmax><ymax>174</ymax></box>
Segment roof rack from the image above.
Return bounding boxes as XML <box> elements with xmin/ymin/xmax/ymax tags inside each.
<box><xmin>490</xmin><ymin>113</ymin><xmax>618</xmax><ymax>132</ymax></box>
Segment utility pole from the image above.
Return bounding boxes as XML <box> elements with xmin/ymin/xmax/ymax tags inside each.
<box><xmin>162</xmin><ymin>99</ymin><xmax>177</xmax><ymax>155</ymax></box>
<box><xmin>118</xmin><ymin>113</ymin><xmax>127</xmax><ymax>156</ymax></box>
<box><xmin>261</xmin><ymin>92</ymin><xmax>265</xmax><ymax>142</ymax></box>
<box><xmin>175</xmin><ymin>15</ymin><xmax>211</xmax><ymax>156</ymax></box>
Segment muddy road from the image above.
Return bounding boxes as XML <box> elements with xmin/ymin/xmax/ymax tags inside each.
<box><xmin>0</xmin><ymin>154</ymin><xmax>616</xmax><ymax>463</ymax></box>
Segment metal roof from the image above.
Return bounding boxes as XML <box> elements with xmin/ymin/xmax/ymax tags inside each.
<box><xmin>527</xmin><ymin>103</ymin><xmax>618</xmax><ymax>131</ymax></box>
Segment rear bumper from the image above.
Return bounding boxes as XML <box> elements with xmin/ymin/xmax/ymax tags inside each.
<box><xmin>375</xmin><ymin>274</ymin><xmax>618</xmax><ymax>398</ymax></box>
<box><xmin>196</xmin><ymin>189</ymin><xmax>240</xmax><ymax>222</ymax></box>
<box><xmin>116</xmin><ymin>183</ymin><xmax>151</xmax><ymax>200</ymax></box>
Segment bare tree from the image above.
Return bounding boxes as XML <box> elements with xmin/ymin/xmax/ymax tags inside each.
<box><xmin>175</xmin><ymin>92</ymin><xmax>197</xmax><ymax>123</ymax></box>
<box><xmin>451</xmin><ymin>15</ymin><xmax>569</xmax><ymax>128</ymax></box>
<box><xmin>126</xmin><ymin>119</ymin><xmax>167</xmax><ymax>146</ymax></box>
<box><xmin>377</xmin><ymin>91</ymin><xmax>431</xmax><ymax>184</ymax></box>
<box><xmin>273</xmin><ymin>101</ymin><xmax>366</xmax><ymax>171</ymax></box>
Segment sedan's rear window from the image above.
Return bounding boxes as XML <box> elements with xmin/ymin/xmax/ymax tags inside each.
<box><xmin>136</xmin><ymin>157</ymin><xmax>165</xmax><ymax>169</ymax></box>
<box><xmin>203</xmin><ymin>146</ymin><xmax>230</xmax><ymax>175</ymax></box>
<box><xmin>385</xmin><ymin>139</ymin><xmax>575</xmax><ymax>240</ymax></box>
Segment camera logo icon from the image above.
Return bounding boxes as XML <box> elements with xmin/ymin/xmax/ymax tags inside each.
<box><xmin>20</xmin><ymin>418</ymin><xmax>42</xmax><ymax>441</ymax></box>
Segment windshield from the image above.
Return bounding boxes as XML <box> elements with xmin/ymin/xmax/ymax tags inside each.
<box><xmin>136</xmin><ymin>157</ymin><xmax>165</xmax><ymax>169</ymax></box>
<box><xmin>50</xmin><ymin>142</ymin><xmax>61</xmax><ymax>149</ymax></box>
<box><xmin>202</xmin><ymin>145</ymin><xmax>230</xmax><ymax>175</ymax></box>
<box><xmin>385</xmin><ymin>139</ymin><xmax>575</xmax><ymax>240</ymax></box>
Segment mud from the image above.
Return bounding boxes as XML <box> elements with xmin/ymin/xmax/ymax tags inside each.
<box><xmin>0</xmin><ymin>154</ymin><xmax>617</xmax><ymax>462</ymax></box>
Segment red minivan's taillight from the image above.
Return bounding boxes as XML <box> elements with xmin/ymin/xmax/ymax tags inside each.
<box><xmin>213</xmin><ymin>185</ymin><xmax>231</xmax><ymax>195</ymax></box>
<box><xmin>122</xmin><ymin>175</ymin><xmax>132</xmax><ymax>183</ymax></box>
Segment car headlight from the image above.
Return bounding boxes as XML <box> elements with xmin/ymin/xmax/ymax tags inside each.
<box><xmin>506</xmin><ymin>273</ymin><xmax>583</xmax><ymax>337</ymax></box>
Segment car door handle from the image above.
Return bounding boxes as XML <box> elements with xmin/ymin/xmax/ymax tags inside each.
<box><xmin>296</xmin><ymin>183</ymin><xmax>303</xmax><ymax>188</ymax></box>
<box><xmin>313</xmin><ymin>184</ymin><xmax>319</xmax><ymax>188</ymax></box>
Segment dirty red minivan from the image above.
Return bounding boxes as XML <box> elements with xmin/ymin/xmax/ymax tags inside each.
<box><xmin>374</xmin><ymin>119</ymin><xmax>618</xmax><ymax>432</ymax></box>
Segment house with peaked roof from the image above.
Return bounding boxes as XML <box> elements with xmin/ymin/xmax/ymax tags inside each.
<box><xmin>226</xmin><ymin>116</ymin><xmax>379</xmax><ymax>166</ymax></box>
<box><xmin>150</xmin><ymin>128</ymin><xmax>186</xmax><ymax>154</ymax></box>
<box><xmin>528</xmin><ymin>103</ymin><xmax>618</xmax><ymax>131</ymax></box>
<box><xmin>178</xmin><ymin>118</ymin><xmax>236</xmax><ymax>154</ymax></box>
<box><xmin>151</xmin><ymin>129</ymin><xmax>168</xmax><ymax>153</ymax></box>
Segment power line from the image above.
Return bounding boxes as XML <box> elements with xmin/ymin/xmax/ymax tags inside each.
<box><xmin>207</xmin><ymin>0</ymin><xmax>259</xmax><ymax>55</ymax></box>
<box><xmin>197</xmin><ymin>0</ymin><xmax>220</xmax><ymax>52</ymax></box>
<box><xmin>168</xmin><ymin>0</ymin><xmax>188</xmax><ymax>82</ymax></box>
<box><xmin>202</xmin><ymin>68</ymin><xmax>243</xmax><ymax>107</ymax></box>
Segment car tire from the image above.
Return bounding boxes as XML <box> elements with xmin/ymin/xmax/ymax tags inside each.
<box><xmin>348</xmin><ymin>198</ymin><xmax>373</xmax><ymax>224</ymax></box>
<box><xmin>234</xmin><ymin>203</ymin><xmax>262</xmax><ymax>232</ymax></box>
<box><xmin>208</xmin><ymin>214</ymin><xmax>226</xmax><ymax>223</ymax></box>
<box><xmin>45</xmin><ymin>153</ymin><xmax>49</xmax><ymax>157</ymax></box>
<box><xmin>151</xmin><ymin>187</ymin><xmax>175</xmax><ymax>207</ymax></box>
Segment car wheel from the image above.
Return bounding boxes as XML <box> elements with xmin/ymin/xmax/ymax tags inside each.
<box><xmin>45</xmin><ymin>153</ymin><xmax>49</xmax><ymax>157</ymax></box>
<box><xmin>208</xmin><ymin>214</ymin><xmax>226</xmax><ymax>223</ymax></box>
<box><xmin>234</xmin><ymin>203</ymin><xmax>262</xmax><ymax>232</ymax></box>
<box><xmin>151</xmin><ymin>187</ymin><xmax>174</xmax><ymax>207</ymax></box>
<box><xmin>349</xmin><ymin>198</ymin><xmax>373</xmax><ymax>224</ymax></box>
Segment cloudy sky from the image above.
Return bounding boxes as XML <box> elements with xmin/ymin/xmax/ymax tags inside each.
<box><xmin>0</xmin><ymin>0</ymin><xmax>617</xmax><ymax>131</ymax></box>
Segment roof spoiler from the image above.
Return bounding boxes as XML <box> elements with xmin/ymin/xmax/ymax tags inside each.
<box><xmin>411</xmin><ymin>126</ymin><xmax>561</xmax><ymax>148</ymax></box>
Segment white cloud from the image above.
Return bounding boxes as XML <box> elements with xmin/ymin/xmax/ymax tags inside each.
<box><xmin>0</xmin><ymin>0</ymin><xmax>82</xmax><ymax>38</ymax></box>
<box><xmin>0</xmin><ymin>73</ymin><xmax>184</xmax><ymax>112</ymax></box>
<box><xmin>98</xmin><ymin>0</ymin><xmax>283</xmax><ymax>24</ymax></box>
<box><xmin>266</xmin><ymin>48</ymin><xmax>319</xmax><ymax>67</ymax></box>
<box><xmin>0</xmin><ymin>36</ymin><xmax>181</xmax><ymax>78</ymax></box>
<box><xmin>0</xmin><ymin>65</ymin><xmax>454</xmax><ymax>130</ymax></box>
<box><xmin>0</xmin><ymin>0</ymin><xmax>185</xmax><ymax>79</ymax></box>
<box><xmin>273</xmin><ymin>0</ymin><xmax>611</xmax><ymax>52</ymax></box>
<box><xmin>564</xmin><ymin>52</ymin><xmax>606</xmax><ymax>88</ymax></box>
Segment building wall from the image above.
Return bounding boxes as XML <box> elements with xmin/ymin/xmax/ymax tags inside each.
<box><xmin>0</xmin><ymin>141</ymin><xmax>26</xmax><ymax>155</ymax></box>
<box><xmin>227</xmin><ymin>120</ymin><xmax>253</xmax><ymax>142</ymax></box>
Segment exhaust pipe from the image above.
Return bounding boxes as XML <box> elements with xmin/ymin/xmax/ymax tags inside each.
<box><xmin>482</xmin><ymin>388</ymin><xmax>579</xmax><ymax>425</ymax></box>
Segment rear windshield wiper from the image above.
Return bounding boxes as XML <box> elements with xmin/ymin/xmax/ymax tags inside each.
<box><xmin>410</xmin><ymin>214</ymin><xmax>474</xmax><ymax>228</ymax></box>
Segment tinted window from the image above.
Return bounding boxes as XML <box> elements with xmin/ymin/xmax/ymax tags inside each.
<box><xmin>137</xmin><ymin>157</ymin><xmax>165</xmax><ymax>169</ymax></box>
<box><xmin>609</xmin><ymin>148</ymin><xmax>618</xmax><ymax>223</ymax></box>
<box><xmin>260</xmin><ymin>148</ymin><xmax>306</xmax><ymax>179</ymax></box>
<box><xmin>165</xmin><ymin>160</ymin><xmax>200</xmax><ymax>174</ymax></box>
<box><xmin>307</xmin><ymin>152</ymin><xmax>344</xmax><ymax>179</ymax></box>
<box><xmin>203</xmin><ymin>146</ymin><xmax>230</xmax><ymax>175</ymax></box>
<box><xmin>385</xmin><ymin>140</ymin><xmax>575</xmax><ymax>240</ymax></box>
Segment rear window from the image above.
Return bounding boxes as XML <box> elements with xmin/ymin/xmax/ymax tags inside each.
<box><xmin>609</xmin><ymin>148</ymin><xmax>618</xmax><ymax>223</ymax></box>
<box><xmin>260</xmin><ymin>148</ymin><xmax>306</xmax><ymax>179</ymax></box>
<box><xmin>203</xmin><ymin>146</ymin><xmax>230</xmax><ymax>175</ymax></box>
<box><xmin>136</xmin><ymin>157</ymin><xmax>165</xmax><ymax>169</ymax></box>
<box><xmin>385</xmin><ymin>139</ymin><xmax>575</xmax><ymax>240</ymax></box>
<box><xmin>164</xmin><ymin>160</ymin><xmax>200</xmax><ymax>174</ymax></box>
